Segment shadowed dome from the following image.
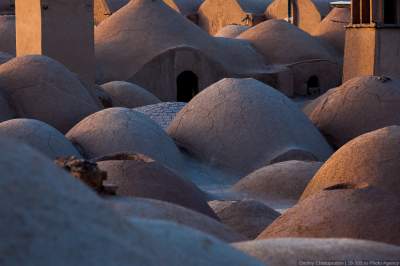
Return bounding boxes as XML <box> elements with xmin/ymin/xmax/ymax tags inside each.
<box><xmin>215</xmin><ymin>25</ymin><xmax>250</xmax><ymax>38</ymax></box>
<box><xmin>209</xmin><ymin>199</ymin><xmax>280</xmax><ymax>239</ymax></box>
<box><xmin>101</xmin><ymin>81</ymin><xmax>161</xmax><ymax>108</ymax></box>
<box><xmin>107</xmin><ymin>197</ymin><xmax>247</xmax><ymax>242</ymax></box>
<box><xmin>167</xmin><ymin>78</ymin><xmax>332</xmax><ymax>175</ymax></box>
<box><xmin>233</xmin><ymin>238</ymin><xmax>400</xmax><ymax>266</ymax></box>
<box><xmin>66</xmin><ymin>108</ymin><xmax>184</xmax><ymax>171</ymax></box>
<box><xmin>257</xmin><ymin>187</ymin><xmax>400</xmax><ymax>246</ymax></box>
<box><xmin>305</xmin><ymin>76</ymin><xmax>400</xmax><ymax>148</ymax></box>
<box><xmin>0</xmin><ymin>55</ymin><xmax>100</xmax><ymax>133</ymax></box>
<box><xmin>0</xmin><ymin>119</ymin><xmax>81</xmax><ymax>159</ymax></box>
<box><xmin>300</xmin><ymin>126</ymin><xmax>400</xmax><ymax>202</ymax></box>
<box><xmin>96</xmin><ymin>153</ymin><xmax>218</xmax><ymax>219</ymax></box>
<box><xmin>0</xmin><ymin>138</ymin><xmax>265</xmax><ymax>266</ymax></box>
<box><xmin>237</xmin><ymin>19</ymin><xmax>335</xmax><ymax>65</ymax></box>
<box><xmin>232</xmin><ymin>160</ymin><xmax>323</xmax><ymax>209</ymax></box>
<box><xmin>95</xmin><ymin>0</ymin><xmax>270</xmax><ymax>83</ymax></box>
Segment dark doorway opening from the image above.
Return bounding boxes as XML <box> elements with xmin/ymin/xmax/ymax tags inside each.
<box><xmin>177</xmin><ymin>71</ymin><xmax>199</xmax><ymax>102</ymax></box>
<box><xmin>306</xmin><ymin>75</ymin><xmax>320</xmax><ymax>96</ymax></box>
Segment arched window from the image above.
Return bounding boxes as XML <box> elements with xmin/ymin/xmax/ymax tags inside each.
<box><xmin>176</xmin><ymin>71</ymin><xmax>199</xmax><ymax>102</ymax></box>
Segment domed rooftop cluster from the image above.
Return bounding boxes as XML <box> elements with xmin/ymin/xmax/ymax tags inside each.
<box><xmin>2</xmin><ymin>0</ymin><xmax>400</xmax><ymax>264</ymax></box>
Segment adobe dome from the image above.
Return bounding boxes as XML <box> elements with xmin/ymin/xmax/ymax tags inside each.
<box><xmin>232</xmin><ymin>160</ymin><xmax>323</xmax><ymax>208</ymax></box>
<box><xmin>95</xmin><ymin>0</ymin><xmax>270</xmax><ymax>83</ymax></box>
<box><xmin>0</xmin><ymin>15</ymin><xmax>15</xmax><ymax>55</ymax></box>
<box><xmin>300</xmin><ymin>126</ymin><xmax>400</xmax><ymax>201</ymax></box>
<box><xmin>107</xmin><ymin>197</ymin><xmax>247</xmax><ymax>242</ymax></box>
<box><xmin>265</xmin><ymin>0</ymin><xmax>332</xmax><ymax>34</ymax></box>
<box><xmin>101</xmin><ymin>81</ymin><xmax>160</xmax><ymax>108</ymax></box>
<box><xmin>312</xmin><ymin>7</ymin><xmax>350</xmax><ymax>54</ymax></box>
<box><xmin>0</xmin><ymin>138</ymin><xmax>264</xmax><ymax>266</ymax></box>
<box><xmin>0</xmin><ymin>55</ymin><xmax>101</xmax><ymax>133</ymax></box>
<box><xmin>237</xmin><ymin>19</ymin><xmax>335</xmax><ymax>65</ymax></box>
<box><xmin>305</xmin><ymin>76</ymin><xmax>400</xmax><ymax>148</ymax></box>
<box><xmin>215</xmin><ymin>25</ymin><xmax>250</xmax><ymax>38</ymax></box>
<box><xmin>257</xmin><ymin>188</ymin><xmax>400</xmax><ymax>246</ymax></box>
<box><xmin>167</xmin><ymin>78</ymin><xmax>332</xmax><ymax>175</ymax></box>
<box><xmin>0</xmin><ymin>119</ymin><xmax>81</xmax><ymax>159</ymax></box>
<box><xmin>233</xmin><ymin>238</ymin><xmax>400</xmax><ymax>266</ymax></box>
<box><xmin>134</xmin><ymin>102</ymin><xmax>186</xmax><ymax>130</ymax></box>
<box><xmin>66</xmin><ymin>108</ymin><xmax>184</xmax><ymax>171</ymax></box>
<box><xmin>209</xmin><ymin>199</ymin><xmax>280</xmax><ymax>239</ymax></box>
<box><xmin>96</xmin><ymin>154</ymin><xmax>218</xmax><ymax>219</ymax></box>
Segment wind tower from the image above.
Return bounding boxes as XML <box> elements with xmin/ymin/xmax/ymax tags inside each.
<box><xmin>343</xmin><ymin>0</ymin><xmax>400</xmax><ymax>81</ymax></box>
<box><xmin>15</xmin><ymin>0</ymin><xmax>95</xmax><ymax>82</ymax></box>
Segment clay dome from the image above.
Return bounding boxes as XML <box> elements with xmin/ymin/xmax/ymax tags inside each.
<box><xmin>265</xmin><ymin>0</ymin><xmax>332</xmax><ymax>34</ymax></box>
<box><xmin>0</xmin><ymin>119</ymin><xmax>81</xmax><ymax>159</ymax></box>
<box><xmin>300</xmin><ymin>126</ymin><xmax>400</xmax><ymax>201</ymax></box>
<box><xmin>232</xmin><ymin>160</ymin><xmax>323</xmax><ymax>209</ymax></box>
<box><xmin>198</xmin><ymin>0</ymin><xmax>271</xmax><ymax>35</ymax></box>
<box><xmin>305</xmin><ymin>76</ymin><xmax>400</xmax><ymax>148</ymax></box>
<box><xmin>95</xmin><ymin>0</ymin><xmax>271</xmax><ymax>86</ymax></box>
<box><xmin>312</xmin><ymin>7</ymin><xmax>350</xmax><ymax>54</ymax></box>
<box><xmin>237</xmin><ymin>19</ymin><xmax>335</xmax><ymax>65</ymax></box>
<box><xmin>0</xmin><ymin>15</ymin><xmax>15</xmax><ymax>55</ymax></box>
<box><xmin>101</xmin><ymin>81</ymin><xmax>161</xmax><ymax>108</ymax></box>
<box><xmin>134</xmin><ymin>102</ymin><xmax>186</xmax><ymax>130</ymax></box>
<box><xmin>233</xmin><ymin>238</ymin><xmax>400</xmax><ymax>266</ymax></box>
<box><xmin>96</xmin><ymin>154</ymin><xmax>218</xmax><ymax>219</ymax></box>
<box><xmin>0</xmin><ymin>138</ymin><xmax>264</xmax><ymax>266</ymax></box>
<box><xmin>209</xmin><ymin>199</ymin><xmax>280</xmax><ymax>239</ymax></box>
<box><xmin>107</xmin><ymin>197</ymin><xmax>247</xmax><ymax>242</ymax></box>
<box><xmin>214</xmin><ymin>25</ymin><xmax>250</xmax><ymax>38</ymax></box>
<box><xmin>257</xmin><ymin>187</ymin><xmax>400</xmax><ymax>246</ymax></box>
<box><xmin>167</xmin><ymin>78</ymin><xmax>332</xmax><ymax>175</ymax></box>
<box><xmin>0</xmin><ymin>55</ymin><xmax>101</xmax><ymax>133</ymax></box>
<box><xmin>66</xmin><ymin>108</ymin><xmax>184</xmax><ymax>171</ymax></box>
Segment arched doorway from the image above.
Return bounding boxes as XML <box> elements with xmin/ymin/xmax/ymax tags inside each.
<box><xmin>306</xmin><ymin>75</ymin><xmax>320</xmax><ymax>96</ymax></box>
<box><xmin>176</xmin><ymin>71</ymin><xmax>199</xmax><ymax>102</ymax></box>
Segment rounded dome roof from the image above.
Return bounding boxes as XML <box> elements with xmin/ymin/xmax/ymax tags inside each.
<box><xmin>209</xmin><ymin>199</ymin><xmax>280</xmax><ymax>239</ymax></box>
<box><xmin>107</xmin><ymin>197</ymin><xmax>247</xmax><ymax>242</ymax></box>
<box><xmin>232</xmin><ymin>160</ymin><xmax>323</xmax><ymax>208</ymax></box>
<box><xmin>101</xmin><ymin>81</ymin><xmax>160</xmax><ymax>108</ymax></box>
<box><xmin>0</xmin><ymin>118</ymin><xmax>81</xmax><ymax>159</ymax></box>
<box><xmin>97</xmin><ymin>154</ymin><xmax>218</xmax><ymax>219</ymax></box>
<box><xmin>167</xmin><ymin>78</ymin><xmax>332</xmax><ymax>175</ymax></box>
<box><xmin>257</xmin><ymin>187</ymin><xmax>400</xmax><ymax>245</ymax></box>
<box><xmin>163</xmin><ymin>0</ymin><xmax>204</xmax><ymax>15</ymax></box>
<box><xmin>66</xmin><ymin>107</ymin><xmax>184</xmax><ymax>171</ymax></box>
<box><xmin>237</xmin><ymin>19</ymin><xmax>335</xmax><ymax>64</ymax></box>
<box><xmin>0</xmin><ymin>55</ymin><xmax>100</xmax><ymax>133</ymax></box>
<box><xmin>95</xmin><ymin>0</ymin><xmax>269</xmax><ymax>82</ymax></box>
<box><xmin>214</xmin><ymin>25</ymin><xmax>250</xmax><ymax>38</ymax></box>
<box><xmin>305</xmin><ymin>76</ymin><xmax>400</xmax><ymax>148</ymax></box>
<box><xmin>233</xmin><ymin>238</ymin><xmax>400</xmax><ymax>266</ymax></box>
<box><xmin>300</xmin><ymin>126</ymin><xmax>400</xmax><ymax>202</ymax></box>
<box><xmin>0</xmin><ymin>138</ymin><xmax>264</xmax><ymax>266</ymax></box>
<box><xmin>134</xmin><ymin>102</ymin><xmax>186</xmax><ymax>130</ymax></box>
